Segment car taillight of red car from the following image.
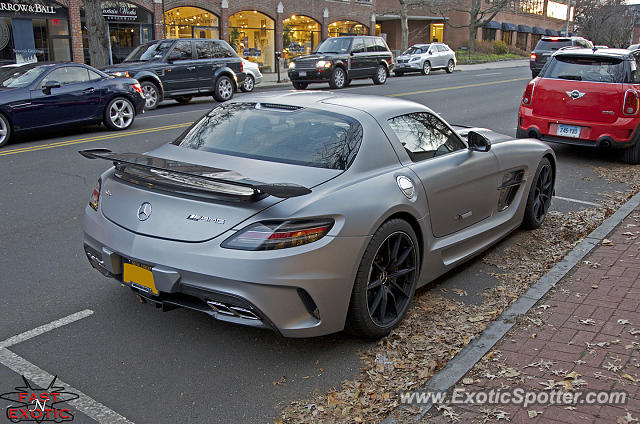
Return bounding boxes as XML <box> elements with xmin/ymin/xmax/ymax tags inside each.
<box><xmin>623</xmin><ymin>89</ymin><xmax>639</xmax><ymax>116</ymax></box>
<box><xmin>522</xmin><ymin>81</ymin><xmax>535</xmax><ymax>106</ymax></box>
<box><xmin>132</xmin><ymin>83</ymin><xmax>143</xmax><ymax>94</ymax></box>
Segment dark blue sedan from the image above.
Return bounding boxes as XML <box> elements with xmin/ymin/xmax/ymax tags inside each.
<box><xmin>0</xmin><ymin>62</ymin><xmax>145</xmax><ymax>147</ymax></box>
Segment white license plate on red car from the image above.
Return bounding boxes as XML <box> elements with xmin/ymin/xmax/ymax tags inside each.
<box><xmin>557</xmin><ymin>124</ymin><xmax>581</xmax><ymax>138</ymax></box>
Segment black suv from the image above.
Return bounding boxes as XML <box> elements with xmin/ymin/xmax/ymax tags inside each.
<box><xmin>103</xmin><ymin>39</ymin><xmax>245</xmax><ymax>110</ymax></box>
<box><xmin>530</xmin><ymin>36</ymin><xmax>592</xmax><ymax>78</ymax></box>
<box><xmin>288</xmin><ymin>36</ymin><xmax>394</xmax><ymax>89</ymax></box>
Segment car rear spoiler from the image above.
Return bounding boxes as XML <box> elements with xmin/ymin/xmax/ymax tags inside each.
<box><xmin>78</xmin><ymin>148</ymin><xmax>312</xmax><ymax>199</ymax></box>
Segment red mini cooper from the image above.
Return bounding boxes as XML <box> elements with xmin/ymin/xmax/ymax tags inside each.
<box><xmin>518</xmin><ymin>48</ymin><xmax>640</xmax><ymax>164</ymax></box>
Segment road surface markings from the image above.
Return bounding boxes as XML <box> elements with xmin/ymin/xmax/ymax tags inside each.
<box><xmin>0</xmin><ymin>122</ymin><xmax>192</xmax><ymax>157</ymax></box>
<box><xmin>553</xmin><ymin>195</ymin><xmax>601</xmax><ymax>207</ymax></box>
<box><xmin>0</xmin><ymin>309</ymin><xmax>134</xmax><ymax>424</ymax></box>
<box><xmin>475</xmin><ymin>72</ymin><xmax>503</xmax><ymax>76</ymax></box>
<box><xmin>388</xmin><ymin>77</ymin><xmax>530</xmax><ymax>97</ymax></box>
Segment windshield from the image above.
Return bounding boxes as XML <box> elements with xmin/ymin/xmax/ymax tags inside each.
<box><xmin>124</xmin><ymin>41</ymin><xmax>173</xmax><ymax>62</ymax></box>
<box><xmin>543</xmin><ymin>56</ymin><xmax>628</xmax><ymax>83</ymax></box>
<box><xmin>402</xmin><ymin>45</ymin><xmax>429</xmax><ymax>55</ymax></box>
<box><xmin>314</xmin><ymin>38</ymin><xmax>352</xmax><ymax>54</ymax></box>
<box><xmin>0</xmin><ymin>65</ymin><xmax>47</xmax><ymax>88</ymax></box>
<box><xmin>174</xmin><ymin>103</ymin><xmax>363</xmax><ymax>170</ymax></box>
<box><xmin>535</xmin><ymin>40</ymin><xmax>572</xmax><ymax>51</ymax></box>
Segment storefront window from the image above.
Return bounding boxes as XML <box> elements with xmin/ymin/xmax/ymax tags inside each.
<box><xmin>516</xmin><ymin>32</ymin><xmax>527</xmax><ymax>49</ymax></box>
<box><xmin>165</xmin><ymin>7</ymin><xmax>218</xmax><ymax>39</ymax></box>
<box><xmin>328</xmin><ymin>20</ymin><xmax>367</xmax><ymax>37</ymax></box>
<box><xmin>502</xmin><ymin>30</ymin><xmax>513</xmax><ymax>46</ymax></box>
<box><xmin>431</xmin><ymin>23</ymin><xmax>443</xmax><ymax>42</ymax></box>
<box><xmin>282</xmin><ymin>15</ymin><xmax>319</xmax><ymax>61</ymax></box>
<box><xmin>482</xmin><ymin>28</ymin><xmax>496</xmax><ymax>41</ymax></box>
<box><xmin>375</xmin><ymin>23</ymin><xmax>381</xmax><ymax>36</ymax></box>
<box><xmin>229</xmin><ymin>11</ymin><xmax>274</xmax><ymax>72</ymax></box>
<box><xmin>81</xmin><ymin>2</ymin><xmax>153</xmax><ymax>65</ymax></box>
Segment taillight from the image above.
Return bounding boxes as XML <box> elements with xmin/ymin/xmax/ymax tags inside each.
<box><xmin>132</xmin><ymin>83</ymin><xmax>143</xmax><ymax>94</ymax></box>
<box><xmin>522</xmin><ymin>81</ymin><xmax>535</xmax><ymax>106</ymax></box>
<box><xmin>624</xmin><ymin>89</ymin><xmax>639</xmax><ymax>115</ymax></box>
<box><xmin>530</xmin><ymin>53</ymin><xmax>536</xmax><ymax>60</ymax></box>
<box><xmin>89</xmin><ymin>178</ymin><xmax>101</xmax><ymax>211</ymax></box>
<box><xmin>240</xmin><ymin>61</ymin><xmax>244</xmax><ymax>72</ymax></box>
<box><xmin>221</xmin><ymin>219</ymin><xmax>334</xmax><ymax>251</ymax></box>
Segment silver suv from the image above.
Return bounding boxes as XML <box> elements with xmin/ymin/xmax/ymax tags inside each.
<box><xmin>394</xmin><ymin>43</ymin><xmax>456</xmax><ymax>76</ymax></box>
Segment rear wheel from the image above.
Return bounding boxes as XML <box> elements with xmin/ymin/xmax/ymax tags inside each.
<box><xmin>522</xmin><ymin>157</ymin><xmax>553</xmax><ymax>229</ymax></box>
<box><xmin>372</xmin><ymin>65</ymin><xmax>388</xmax><ymax>85</ymax></box>
<box><xmin>446</xmin><ymin>59</ymin><xmax>455</xmax><ymax>73</ymax></box>
<box><xmin>0</xmin><ymin>113</ymin><xmax>11</xmax><ymax>147</ymax></box>
<box><xmin>175</xmin><ymin>95</ymin><xmax>192</xmax><ymax>104</ymax></box>
<box><xmin>292</xmin><ymin>81</ymin><xmax>308</xmax><ymax>90</ymax></box>
<box><xmin>623</xmin><ymin>141</ymin><xmax>640</xmax><ymax>165</ymax></box>
<box><xmin>345</xmin><ymin>219</ymin><xmax>419</xmax><ymax>339</ymax></box>
<box><xmin>241</xmin><ymin>75</ymin><xmax>255</xmax><ymax>92</ymax></box>
<box><xmin>213</xmin><ymin>75</ymin><xmax>234</xmax><ymax>102</ymax></box>
<box><xmin>140</xmin><ymin>81</ymin><xmax>159</xmax><ymax>110</ymax></box>
<box><xmin>329</xmin><ymin>67</ymin><xmax>347</xmax><ymax>89</ymax></box>
<box><xmin>104</xmin><ymin>97</ymin><xmax>135</xmax><ymax>131</ymax></box>
<box><xmin>421</xmin><ymin>61</ymin><xmax>431</xmax><ymax>75</ymax></box>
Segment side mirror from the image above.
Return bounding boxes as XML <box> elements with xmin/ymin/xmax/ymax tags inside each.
<box><xmin>43</xmin><ymin>80</ymin><xmax>61</xmax><ymax>94</ymax></box>
<box><xmin>467</xmin><ymin>131</ymin><xmax>491</xmax><ymax>152</ymax></box>
<box><xmin>429</xmin><ymin>51</ymin><xmax>433</xmax><ymax>55</ymax></box>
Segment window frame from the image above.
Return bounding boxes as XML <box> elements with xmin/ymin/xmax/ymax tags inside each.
<box><xmin>168</xmin><ymin>40</ymin><xmax>194</xmax><ymax>61</ymax></box>
<box><xmin>40</xmin><ymin>65</ymin><xmax>90</xmax><ymax>88</ymax></box>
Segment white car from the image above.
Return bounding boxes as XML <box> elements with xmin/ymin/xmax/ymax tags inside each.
<box><xmin>394</xmin><ymin>43</ymin><xmax>456</xmax><ymax>76</ymax></box>
<box><xmin>240</xmin><ymin>58</ymin><xmax>262</xmax><ymax>92</ymax></box>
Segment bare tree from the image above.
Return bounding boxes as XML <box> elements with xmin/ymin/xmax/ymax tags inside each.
<box><xmin>574</xmin><ymin>0</ymin><xmax>638</xmax><ymax>48</ymax></box>
<box><xmin>83</xmin><ymin>0</ymin><xmax>110</xmax><ymax>67</ymax></box>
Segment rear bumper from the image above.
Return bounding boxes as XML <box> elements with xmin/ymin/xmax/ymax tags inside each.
<box><xmin>83</xmin><ymin>205</ymin><xmax>368</xmax><ymax>337</ymax></box>
<box><xmin>518</xmin><ymin>107</ymin><xmax>639</xmax><ymax>149</ymax></box>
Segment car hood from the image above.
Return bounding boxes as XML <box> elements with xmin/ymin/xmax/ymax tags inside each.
<box><xmin>294</xmin><ymin>54</ymin><xmax>341</xmax><ymax>62</ymax></box>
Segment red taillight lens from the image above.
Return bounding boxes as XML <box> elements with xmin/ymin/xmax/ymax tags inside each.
<box><xmin>530</xmin><ymin>53</ymin><xmax>536</xmax><ymax>60</ymax></box>
<box><xmin>624</xmin><ymin>89</ymin><xmax>639</xmax><ymax>115</ymax></box>
<box><xmin>240</xmin><ymin>61</ymin><xmax>244</xmax><ymax>72</ymax></box>
<box><xmin>522</xmin><ymin>81</ymin><xmax>535</xmax><ymax>106</ymax></box>
<box><xmin>132</xmin><ymin>83</ymin><xmax>143</xmax><ymax>94</ymax></box>
<box><xmin>221</xmin><ymin>219</ymin><xmax>334</xmax><ymax>250</ymax></box>
<box><xmin>89</xmin><ymin>178</ymin><xmax>101</xmax><ymax>211</ymax></box>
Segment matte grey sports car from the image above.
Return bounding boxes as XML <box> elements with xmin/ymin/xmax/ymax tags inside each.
<box><xmin>81</xmin><ymin>92</ymin><xmax>556</xmax><ymax>338</ymax></box>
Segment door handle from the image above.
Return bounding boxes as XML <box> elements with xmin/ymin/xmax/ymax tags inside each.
<box><xmin>82</xmin><ymin>88</ymin><xmax>94</xmax><ymax>94</ymax></box>
<box><xmin>187</xmin><ymin>66</ymin><xmax>196</xmax><ymax>70</ymax></box>
<box><xmin>457</xmin><ymin>211</ymin><xmax>472</xmax><ymax>220</ymax></box>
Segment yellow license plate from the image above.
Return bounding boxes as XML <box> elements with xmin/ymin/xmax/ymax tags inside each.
<box><xmin>123</xmin><ymin>259</ymin><xmax>158</xmax><ymax>295</ymax></box>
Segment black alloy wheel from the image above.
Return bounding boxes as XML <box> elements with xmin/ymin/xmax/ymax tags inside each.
<box><xmin>523</xmin><ymin>157</ymin><xmax>553</xmax><ymax>229</ymax></box>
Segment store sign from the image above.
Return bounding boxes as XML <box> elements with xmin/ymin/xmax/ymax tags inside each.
<box><xmin>0</xmin><ymin>2</ymin><xmax>56</xmax><ymax>14</ymax></box>
<box><xmin>243</xmin><ymin>47</ymin><xmax>262</xmax><ymax>57</ymax></box>
<box><xmin>102</xmin><ymin>5</ymin><xmax>137</xmax><ymax>21</ymax></box>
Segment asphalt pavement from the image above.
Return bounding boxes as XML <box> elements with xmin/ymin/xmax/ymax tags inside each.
<box><xmin>0</xmin><ymin>64</ymin><xmax>630</xmax><ymax>423</ymax></box>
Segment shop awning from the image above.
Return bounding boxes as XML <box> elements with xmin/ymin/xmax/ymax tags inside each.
<box><xmin>502</xmin><ymin>22</ymin><xmax>517</xmax><ymax>31</ymax></box>
<box><xmin>484</xmin><ymin>21</ymin><xmax>501</xmax><ymax>29</ymax></box>
<box><xmin>532</xmin><ymin>27</ymin><xmax>546</xmax><ymax>34</ymax></box>
<box><xmin>545</xmin><ymin>29</ymin><xmax>559</xmax><ymax>36</ymax></box>
<box><xmin>518</xmin><ymin>25</ymin><xmax>532</xmax><ymax>33</ymax></box>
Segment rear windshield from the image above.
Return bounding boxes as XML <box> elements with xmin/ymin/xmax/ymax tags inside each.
<box><xmin>535</xmin><ymin>40</ymin><xmax>572</xmax><ymax>51</ymax></box>
<box><xmin>173</xmin><ymin>103</ymin><xmax>363</xmax><ymax>170</ymax></box>
<box><xmin>543</xmin><ymin>55</ymin><xmax>628</xmax><ymax>83</ymax></box>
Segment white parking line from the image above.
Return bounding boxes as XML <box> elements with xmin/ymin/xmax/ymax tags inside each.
<box><xmin>553</xmin><ymin>195</ymin><xmax>601</xmax><ymax>207</ymax></box>
<box><xmin>0</xmin><ymin>310</ymin><xmax>134</xmax><ymax>424</ymax></box>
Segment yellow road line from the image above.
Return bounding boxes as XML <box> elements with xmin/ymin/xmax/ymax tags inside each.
<box><xmin>0</xmin><ymin>122</ymin><xmax>193</xmax><ymax>156</ymax></box>
<box><xmin>387</xmin><ymin>77</ymin><xmax>530</xmax><ymax>97</ymax></box>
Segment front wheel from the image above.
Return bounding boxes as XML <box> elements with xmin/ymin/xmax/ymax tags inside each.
<box><xmin>329</xmin><ymin>67</ymin><xmax>347</xmax><ymax>89</ymax></box>
<box><xmin>372</xmin><ymin>65</ymin><xmax>388</xmax><ymax>85</ymax></box>
<box><xmin>522</xmin><ymin>157</ymin><xmax>554</xmax><ymax>229</ymax></box>
<box><xmin>0</xmin><ymin>113</ymin><xmax>11</xmax><ymax>147</ymax></box>
<box><xmin>241</xmin><ymin>75</ymin><xmax>255</xmax><ymax>92</ymax></box>
<box><xmin>140</xmin><ymin>81</ymin><xmax>159</xmax><ymax>110</ymax></box>
<box><xmin>446</xmin><ymin>60</ymin><xmax>455</xmax><ymax>73</ymax></box>
<box><xmin>292</xmin><ymin>81</ymin><xmax>308</xmax><ymax>90</ymax></box>
<box><xmin>104</xmin><ymin>97</ymin><xmax>135</xmax><ymax>131</ymax></box>
<box><xmin>213</xmin><ymin>76</ymin><xmax>234</xmax><ymax>102</ymax></box>
<box><xmin>421</xmin><ymin>61</ymin><xmax>431</xmax><ymax>75</ymax></box>
<box><xmin>345</xmin><ymin>219</ymin><xmax>419</xmax><ymax>339</ymax></box>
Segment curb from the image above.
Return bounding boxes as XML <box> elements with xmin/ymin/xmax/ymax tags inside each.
<box><xmin>382</xmin><ymin>191</ymin><xmax>640</xmax><ymax>424</ymax></box>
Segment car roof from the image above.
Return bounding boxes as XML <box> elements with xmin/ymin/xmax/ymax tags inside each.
<box><xmin>554</xmin><ymin>47</ymin><xmax>633</xmax><ymax>59</ymax></box>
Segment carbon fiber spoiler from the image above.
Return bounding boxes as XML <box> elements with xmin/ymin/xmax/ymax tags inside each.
<box><xmin>79</xmin><ymin>148</ymin><xmax>312</xmax><ymax>199</ymax></box>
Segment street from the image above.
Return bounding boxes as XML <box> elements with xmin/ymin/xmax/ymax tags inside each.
<box><xmin>0</xmin><ymin>64</ymin><xmax>632</xmax><ymax>423</ymax></box>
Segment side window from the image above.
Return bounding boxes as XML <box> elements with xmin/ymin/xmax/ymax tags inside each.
<box><xmin>375</xmin><ymin>38</ymin><xmax>387</xmax><ymax>52</ymax></box>
<box><xmin>632</xmin><ymin>55</ymin><xmax>640</xmax><ymax>84</ymax></box>
<box><xmin>211</xmin><ymin>42</ymin><xmax>231</xmax><ymax>58</ymax></box>
<box><xmin>87</xmin><ymin>69</ymin><xmax>103</xmax><ymax>81</ymax></box>
<box><xmin>351</xmin><ymin>38</ymin><xmax>365</xmax><ymax>54</ymax></box>
<box><xmin>388</xmin><ymin>112</ymin><xmax>466</xmax><ymax>162</ymax></box>
<box><xmin>41</xmin><ymin>66</ymin><xmax>89</xmax><ymax>87</ymax></box>
<box><xmin>437</xmin><ymin>45</ymin><xmax>448</xmax><ymax>52</ymax></box>
<box><xmin>169</xmin><ymin>41</ymin><xmax>192</xmax><ymax>61</ymax></box>
<box><xmin>195</xmin><ymin>41</ymin><xmax>213</xmax><ymax>59</ymax></box>
<box><xmin>364</xmin><ymin>38</ymin><xmax>376</xmax><ymax>52</ymax></box>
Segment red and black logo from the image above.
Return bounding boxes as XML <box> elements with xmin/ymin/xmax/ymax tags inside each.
<box><xmin>1</xmin><ymin>376</ymin><xmax>79</xmax><ymax>423</ymax></box>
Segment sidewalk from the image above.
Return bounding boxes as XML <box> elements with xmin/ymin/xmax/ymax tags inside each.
<box><xmin>427</xmin><ymin>208</ymin><xmax>640</xmax><ymax>423</ymax></box>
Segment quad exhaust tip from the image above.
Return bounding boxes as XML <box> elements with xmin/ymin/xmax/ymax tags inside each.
<box><xmin>206</xmin><ymin>300</ymin><xmax>261</xmax><ymax>320</ymax></box>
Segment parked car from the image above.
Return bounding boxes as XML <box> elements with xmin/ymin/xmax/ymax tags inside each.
<box><xmin>103</xmin><ymin>38</ymin><xmax>245</xmax><ymax>110</ymax></box>
<box><xmin>0</xmin><ymin>62</ymin><xmax>144</xmax><ymax>148</ymax></box>
<box><xmin>518</xmin><ymin>48</ymin><xmax>640</xmax><ymax>164</ymax></box>
<box><xmin>81</xmin><ymin>93</ymin><xmax>555</xmax><ymax>338</ymax></box>
<box><xmin>530</xmin><ymin>36</ymin><xmax>593</xmax><ymax>78</ymax></box>
<box><xmin>288</xmin><ymin>36</ymin><xmax>394</xmax><ymax>89</ymax></box>
<box><xmin>240</xmin><ymin>58</ymin><xmax>262</xmax><ymax>92</ymax></box>
<box><xmin>394</xmin><ymin>43</ymin><xmax>456</xmax><ymax>76</ymax></box>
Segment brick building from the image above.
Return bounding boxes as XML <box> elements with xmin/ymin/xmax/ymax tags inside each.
<box><xmin>0</xmin><ymin>0</ymin><xmax>571</xmax><ymax>70</ymax></box>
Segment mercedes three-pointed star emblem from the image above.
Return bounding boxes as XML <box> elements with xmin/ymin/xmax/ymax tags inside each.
<box><xmin>137</xmin><ymin>202</ymin><xmax>152</xmax><ymax>221</ymax></box>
